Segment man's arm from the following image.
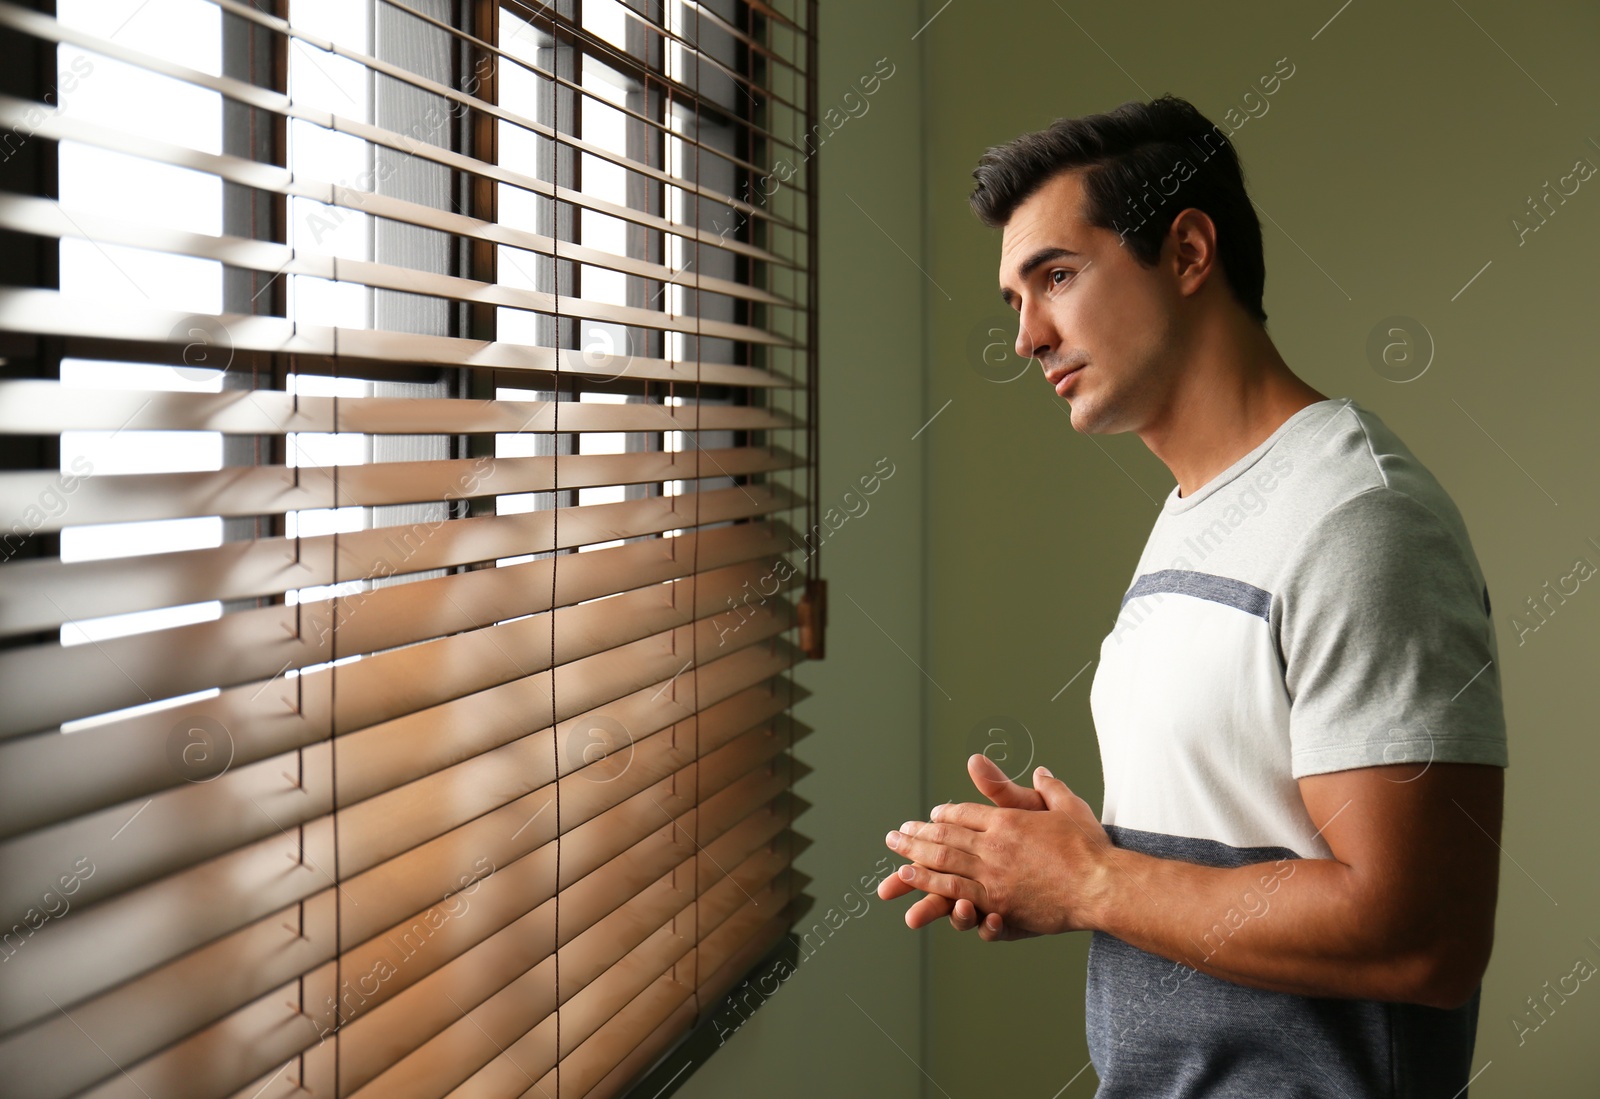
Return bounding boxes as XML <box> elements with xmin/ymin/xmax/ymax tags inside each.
<box><xmin>883</xmin><ymin>760</ymin><xmax>1503</xmax><ymax>1010</ymax></box>
<box><xmin>1100</xmin><ymin>760</ymin><xmax>1502</xmax><ymax>1009</ymax></box>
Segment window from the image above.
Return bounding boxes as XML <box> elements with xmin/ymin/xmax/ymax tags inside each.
<box><xmin>0</xmin><ymin>0</ymin><xmax>818</xmax><ymax>1094</ymax></box>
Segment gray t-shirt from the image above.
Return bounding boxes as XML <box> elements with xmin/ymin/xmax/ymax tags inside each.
<box><xmin>1085</xmin><ymin>396</ymin><xmax>1508</xmax><ymax>1097</ymax></box>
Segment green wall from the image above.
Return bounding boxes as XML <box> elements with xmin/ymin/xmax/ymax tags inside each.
<box><xmin>682</xmin><ymin>2</ymin><xmax>1600</xmax><ymax>1096</ymax></box>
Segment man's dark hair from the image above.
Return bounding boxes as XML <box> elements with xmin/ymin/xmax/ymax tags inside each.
<box><xmin>970</xmin><ymin>95</ymin><xmax>1268</xmax><ymax>326</ymax></box>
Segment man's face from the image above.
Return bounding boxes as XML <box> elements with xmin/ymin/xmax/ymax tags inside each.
<box><xmin>998</xmin><ymin>168</ymin><xmax>1180</xmax><ymax>435</ymax></box>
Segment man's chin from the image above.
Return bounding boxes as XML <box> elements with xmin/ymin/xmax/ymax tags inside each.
<box><xmin>1069</xmin><ymin>408</ymin><xmax>1125</xmax><ymax>439</ymax></box>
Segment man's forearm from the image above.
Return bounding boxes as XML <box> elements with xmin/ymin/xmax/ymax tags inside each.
<box><xmin>1091</xmin><ymin>846</ymin><xmax>1456</xmax><ymax>1007</ymax></box>
<box><xmin>897</xmin><ymin>764</ymin><xmax>1499</xmax><ymax>1008</ymax></box>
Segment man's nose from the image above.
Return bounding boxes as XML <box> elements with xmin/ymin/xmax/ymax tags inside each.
<box><xmin>1015</xmin><ymin>304</ymin><xmax>1052</xmax><ymax>361</ymax></box>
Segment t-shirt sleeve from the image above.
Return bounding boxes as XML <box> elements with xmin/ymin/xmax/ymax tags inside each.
<box><xmin>1277</xmin><ymin>486</ymin><xmax>1509</xmax><ymax>778</ymax></box>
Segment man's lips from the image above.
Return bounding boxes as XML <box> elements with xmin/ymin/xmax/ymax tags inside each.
<box><xmin>1047</xmin><ymin>364</ymin><xmax>1086</xmax><ymax>395</ymax></box>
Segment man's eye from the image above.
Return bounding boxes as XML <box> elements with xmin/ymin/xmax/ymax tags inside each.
<box><xmin>1048</xmin><ymin>269</ymin><xmax>1075</xmax><ymax>292</ymax></box>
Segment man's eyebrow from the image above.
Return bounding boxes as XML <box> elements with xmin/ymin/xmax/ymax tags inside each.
<box><xmin>998</xmin><ymin>246</ymin><xmax>1084</xmax><ymax>306</ymax></box>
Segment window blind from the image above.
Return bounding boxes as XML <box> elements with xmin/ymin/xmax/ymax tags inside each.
<box><xmin>0</xmin><ymin>1</ymin><xmax>819</xmax><ymax>1097</ymax></box>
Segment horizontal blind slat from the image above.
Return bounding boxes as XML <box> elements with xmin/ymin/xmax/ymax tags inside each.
<box><xmin>0</xmin><ymin>630</ymin><xmax>799</xmax><ymax>939</ymax></box>
<box><xmin>25</xmin><ymin>812</ymin><xmax>799</xmax><ymax>1099</ymax></box>
<box><xmin>1</xmin><ymin>481</ymin><xmax>799</xmax><ymax>637</ymax></box>
<box><xmin>0</xmin><ymin>195</ymin><xmax>796</xmax><ymax>345</ymax></box>
<box><xmin>467</xmin><ymin>871</ymin><xmax>791</xmax><ymax>1093</ymax></box>
<box><xmin>0</xmin><ymin>484</ymin><xmax>803</xmax><ymax>735</ymax></box>
<box><xmin>338</xmin><ymin>817</ymin><xmax>793</xmax><ymax>1096</ymax></box>
<box><xmin>530</xmin><ymin>902</ymin><xmax>797</xmax><ymax>1099</ymax></box>
<box><xmin>0</xmin><ymin>445</ymin><xmax>801</xmax><ymax>542</ymax></box>
<box><xmin>208</xmin><ymin>0</ymin><xmax>814</xmax><ymax>176</ymax></box>
<box><xmin>0</xmin><ymin>6</ymin><xmax>809</xmax><ymax>230</ymax></box>
<box><xmin>0</xmin><ymin>376</ymin><xmax>800</xmax><ymax>436</ymax></box>
<box><xmin>0</xmin><ymin>668</ymin><xmax>800</xmax><ymax>1035</ymax></box>
<box><xmin>0</xmin><ymin>520</ymin><xmax>801</xmax><ymax>835</ymax></box>
<box><xmin>0</xmin><ymin>733</ymin><xmax>801</xmax><ymax>1059</ymax></box>
<box><xmin>0</xmin><ymin>93</ymin><xmax>802</xmax><ymax>271</ymax></box>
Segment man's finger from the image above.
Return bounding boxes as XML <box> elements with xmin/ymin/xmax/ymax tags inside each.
<box><xmin>926</xmin><ymin>799</ymin><xmax>998</xmax><ymax>830</ymax></box>
<box><xmin>905</xmin><ymin>892</ymin><xmax>954</xmax><ymax>929</ymax></box>
<box><xmin>887</xmin><ymin>830</ymin><xmax>982</xmax><ymax>878</ymax></box>
<box><xmin>950</xmin><ymin>897</ymin><xmax>982</xmax><ymax>931</ymax></box>
<box><xmin>897</xmin><ymin>820</ymin><xmax>981</xmax><ymax>854</ymax></box>
<box><xmin>894</xmin><ymin>862</ymin><xmax>983</xmax><ymax>907</ymax></box>
<box><xmin>969</xmin><ymin>753</ymin><xmax>1048</xmax><ymax>812</ymax></box>
<box><xmin>977</xmin><ymin>911</ymin><xmax>1005</xmax><ymax>942</ymax></box>
<box><xmin>877</xmin><ymin>869</ymin><xmax>918</xmax><ymax>901</ymax></box>
<box><xmin>885</xmin><ymin>865</ymin><xmax>994</xmax><ymax>932</ymax></box>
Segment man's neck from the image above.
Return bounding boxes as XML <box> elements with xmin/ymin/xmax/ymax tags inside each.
<box><xmin>1140</xmin><ymin>323</ymin><xmax>1328</xmax><ymax>500</ymax></box>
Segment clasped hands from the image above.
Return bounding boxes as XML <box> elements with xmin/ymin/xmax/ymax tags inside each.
<box><xmin>876</xmin><ymin>754</ymin><xmax>1116</xmax><ymax>941</ymax></box>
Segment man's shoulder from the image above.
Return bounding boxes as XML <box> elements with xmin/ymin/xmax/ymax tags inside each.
<box><xmin>1131</xmin><ymin>398</ymin><xmax>1486</xmax><ymax>607</ymax></box>
<box><xmin>1273</xmin><ymin>398</ymin><xmax>1478</xmax><ymax>554</ymax></box>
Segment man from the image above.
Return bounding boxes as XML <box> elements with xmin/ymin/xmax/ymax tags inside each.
<box><xmin>877</xmin><ymin>95</ymin><xmax>1508</xmax><ymax>1097</ymax></box>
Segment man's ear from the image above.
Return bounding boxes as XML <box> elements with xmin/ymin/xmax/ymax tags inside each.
<box><xmin>1167</xmin><ymin>206</ymin><xmax>1217</xmax><ymax>296</ymax></box>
